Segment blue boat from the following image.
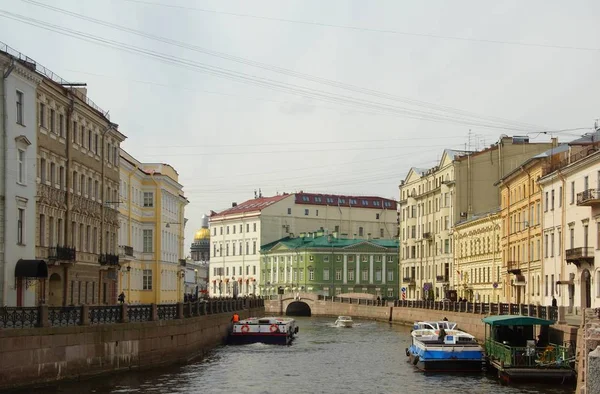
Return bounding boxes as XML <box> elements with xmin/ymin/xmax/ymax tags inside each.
<box><xmin>406</xmin><ymin>321</ymin><xmax>485</xmax><ymax>372</ymax></box>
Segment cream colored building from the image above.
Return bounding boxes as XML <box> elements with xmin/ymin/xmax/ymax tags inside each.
<box><xmin>540</xmin><ymin>130</ymin><xmax>600</xmax><ymax>312</ymax></box>
<box><xmin>399</xmin><ymin>136</ymin><xmax>556</xmax><ymax>301</ymax></box>
<box><xmin>118</xmin><ymin>150</ymin><xmax>189</xmax><ymax>304</ymax></box>
<box><xmin>209</xmin><ymin>192</ymin><xmax>397</xmax><ymax>297</ymax></box>
<box><xmin>454</xmin><ymin>210</ymin><xmax>503</xmax><ymax>303</ymax></box>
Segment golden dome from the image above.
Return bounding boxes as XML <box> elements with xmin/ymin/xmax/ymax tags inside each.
<box><xmin>194</xmin><ymin>228</ymin><xmax>210</xmax><ymax>241</ymax></box>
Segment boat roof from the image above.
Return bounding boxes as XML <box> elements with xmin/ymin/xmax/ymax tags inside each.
<box><xmin>482</xmin><ymin>315</ymin><xmax>555</xmax><ymax>326</ymax></box>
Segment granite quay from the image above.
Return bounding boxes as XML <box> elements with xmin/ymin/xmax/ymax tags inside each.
<box><xmin>0</xmin><ymin>298</ymin><xmax>264</xmax><ymax>390</ymax></box>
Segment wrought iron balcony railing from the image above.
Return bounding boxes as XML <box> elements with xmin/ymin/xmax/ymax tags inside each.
<box><xmin>565</xmin><ymin>247</ymin><xmax>594</xmax><ymax>266</ymax></box>
<box><xmin>577</xmin><ymin>189</ymin><xmax>600</xmax><ymax>206</ymax></box>
<box><xmin>48</xmin><ymin>245</ymin><xmax>76</xmax><ymax>261</ymax></box>
<box><xmin>98</xmin><ymin>253</ymin><xmax>119</xmax><ymax>266</ymax></box>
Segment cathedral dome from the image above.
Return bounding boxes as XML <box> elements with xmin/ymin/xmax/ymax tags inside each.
<box><xmin>194</xmin><ymin>228</ymin><xmax>210</xmax><ymax>241</ymax></box>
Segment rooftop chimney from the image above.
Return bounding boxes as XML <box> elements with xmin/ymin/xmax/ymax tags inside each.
<box><xmin>232</xmin><ymin>202</ymin><xmax>237</xmax><ymax>207</ymax></box>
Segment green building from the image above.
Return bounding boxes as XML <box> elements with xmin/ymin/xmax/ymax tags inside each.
<box><xmin>260</xmin><ymin>231</ymin><xmax>399</xmax><ymax>299</ymax></box>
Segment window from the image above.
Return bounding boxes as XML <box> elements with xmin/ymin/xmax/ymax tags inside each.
<box><xmin>376</xmin><ymin>269</ymin><xmax>382</xmax><ymax>281</ymax></box>
<box><xmin>143</xmin><ymin>269</ymin><xmax>152</xmax><ymax>290</ymax></box>
<box><xmin>335</xmin><ymin>269</ymin><xmax>342</xmax><ymax>280</ymax></box>
<box><xmin>348</xmin><ymin>269</ymin><xmax>354</xmax><ymax>281</ymax></box>
<box><xmin>253</xmin><ymin>223</ymin><xmax>257</xmax><ymax>232</ymax></box>
<box><xmin>570</xmin><ymin>228</ymin><xmax>574</xmax><ymax>249</ymax></box>
<box><xmin>362</xmin><ymin>269</ymin><xmax>368</xmax><ymax>281</ymax></box>
<box><xmin>17</xmin><ymin>149</ymin><xmax>25</xmax><ymax>184</ymax></box>
<box><xmin>88</xmin><ymin>129</ymin><xmax>92</xmax><ymax>149</ymax></box>
<box><xmin>246</xmin><ymin>224</ymin><xmax>249</xmax><ymax>232</ymax></box>
<box><xmin>253</xmin><ymin>241</ymin><xmax>256</xmax><ymax>254</ymax></box>
<box><xmin>387</xmin><ymin>288</ymin><xmax>394</xmax><ymax>298</ymax></box>
<box><xmin>39</xmin><ymin>158</ymin><xmax>46</xmax><ymax>183</ymax></box>
<box><xmin>72</xmin><ymin>121</ymin><xmax>77</xmax><ymax>142</ymax></box>
<box><xmin>358</xmin><ymin>227</ymin><xmax>364</xmax><ymax>237</ymax></box>
<box><xmin>558</xmin><ymin>230</ymin><xmax>562</xmax><ymax>255</ymax></box>
<box><xmin>143</xmin><ymin>192</ymin><xmax>153</xmax><ymax>207</ymax></box>
<box><xmin>551</xmin><ymin>190</ymin><xmax>555</xmax><ymax>210</ymax></box>
<box><xmin>143</xmin><ymin>229</ymin><xmax>153</xmax><ymax>252</ymax></box>
<box><xmin>48</xmin><ymin>217</ymin><xmax>54</xmax><ymax>247</ymax></box>
<box><xmin>309</xmin><ymin>269</ymin><xmax>314</xmax><ymax>281</ymax></box>
<box><xmin>39</xmin><ymin>102</ymin><xmax>46</xmax><ymax>128</ymax></box>
<box><xmin>94</xmin><ymin>134</ymin><xmax>98</xmax><ymax>153</ymax></box>
<box><xmin>59</xmin><ymin>114</ymin><xmax>64</xmax><ymax>137</ymax></box>
<box><xmin>387</xmin><ymin>270</ymin><xmax>394</xmax><ymax>281</ymax></box>
<box><xmin>39</xmin><ymin>214</ymin><xmax>45</xmax><ymax>247</ymax></box>
<box><xmin>17</xmin><ymin>208</ymin><xmax>24</xmax><ymax>244</ymax></box>
<box><xmin>94</xmin><ymin>180</ymin><xmax>99</xmax><ymax>199</ymax></box>
<box><xmin>551</xmin><ymin>233</ymin><xmax>555</xmax><ymax>257</ymax></box>
<box><xmin>49</xmin><ymin>109</ymin><xmax>55</xmax><ymax>133</ymax></box>
<box><xmin>92</xmin><ymin>226</ymin><xmax>97</xmax><ymax>253</ymax></box>
<box><xmin>376</xmin><ymin>213</ymin><xmax>380</xmax><ymax>220</ymax></box>
<box><xmin>49</xmin><ymin>162</ymin><xmax>56</xmax><ymax>185</ymax></box>
<box><xmin>16</xmin><ymin>91</ymin><xmax>23</xmax><ymax>124</ymax></box>
<box><xmin>544</xmin><ymin>234</ymin><xmax>549</xmax><ymax>258</ymax></box>
<box><xmin>571</xmin><ymin>181</ymin><xmax>575</xmax><ymax>204</ymax></box>
<box><xmin>559</xmin><ymin>186</ymin><xmax>563</xmax><ymax>208</ymax></box>
<box><xmin>304</xmin><ymin>209</ymin><xmax>309</xmax><ymax>216</ymax></box>
<box><xmin>380</xmin><ymin>228</ymin><xmax>384</xmax><ymax>238</ymax></box>
<box><xmin>323</xmin><ymin>268</ymin><xmax>330</xmax><ymax>281</ymax></box>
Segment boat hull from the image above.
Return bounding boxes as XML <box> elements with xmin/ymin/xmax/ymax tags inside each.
<box><xmin>408</xmin><ymin>343</ymin><xmax>484</xmax><ymax>372</ymax></box>
<box><xmin>409</xmin><ymin>353</ymin><xmax>484</xmax><ymax>372</ymax></box>
<box><xmin>228</xmin><ymin>333</ymin><xmax>293</xmax><ymax>345</ymax></box>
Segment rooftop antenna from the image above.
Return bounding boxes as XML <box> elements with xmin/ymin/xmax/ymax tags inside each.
<box><xmin>259</xmin><ymin>188</ymin><xmax>263</xmax><ymax>198</ymax></box>
<box><xmin>254</xmin><ymin>190</ymin><xmax>257</xmax><ymax>199</ymax></box>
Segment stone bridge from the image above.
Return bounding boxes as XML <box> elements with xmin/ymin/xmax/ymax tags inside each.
<box><xmin>265</xmin><ymin>292</ymin><xmax>317</xmax><ymax>316</ymax></box>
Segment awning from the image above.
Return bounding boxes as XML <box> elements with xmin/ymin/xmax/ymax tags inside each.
<box><xmin>482</xmin><ymin>315</ymin><xmax>555</xmax><ymax>326</ymax></box>
<box><xmin>513</xmin><ymin>274</ymin><xmax>526</xmax><ymax>285</ymax></box>
<box><xmin>15</xmin><ymin>259</ymin><xmax>48</xmax><ymax>278</ymax></box>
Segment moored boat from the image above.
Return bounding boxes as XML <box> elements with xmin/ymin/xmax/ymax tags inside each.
<box><xmin>229</xmin><ymin>317</ymin><xmax>299</xmax><ymax>345</ymax></box>
<box><xmin>334</xmin><ymin>316</ymin><xmax>354</xmax><ymax>328</ymax></box>
<box><xmin>406</xmin><ymin>321</ymin><xmax>484</xmax><ymax>372</ymax></box>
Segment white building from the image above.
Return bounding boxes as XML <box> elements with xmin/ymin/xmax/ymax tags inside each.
<box><xmin>540</xmin><ymin>131</ymin><xmax>600</xmax><ymax>312</ymax></box>
<box><xmin>0</xmin><ymin>48</ymin><xmax>42</xmax><ymax>306</ymax></box>
<box><xmin>208</xmin><ymin>192</ymin><xmax>398</xmax><ymax>297</ymax></box>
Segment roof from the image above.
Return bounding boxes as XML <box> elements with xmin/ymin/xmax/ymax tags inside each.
<box><xmin>482</xmin><ymin>315</ymin><xmax>555</xmax><ymax>326</ymax></box>
<box><xmin>261</xmin><ymin>234</ymin><xmax>399</xmax><ymax>253</ymax></box>
<box><xmin>211</xmin><ymin>194</ymin><xmax>290</xmax><ymax>219</ymax></box>
<box><xmin>494</xmin><ymin>144</ymin><xmax>567</xmax><ymax>186</ymax></box>
<box><xmin>295</xmin><ymin>192</ymin><xmax>396</xmax><ymax>210</ymax></box>
<box><xmin>569</xmin><ymin>130</ymin><xmax>600</xmax><ymax>145</ymax></box>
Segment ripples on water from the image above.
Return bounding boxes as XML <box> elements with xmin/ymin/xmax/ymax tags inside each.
<box><xmin>24</xmin><ymin>317</ymin><xmax>574</xmax><ymax>394</ymax></box>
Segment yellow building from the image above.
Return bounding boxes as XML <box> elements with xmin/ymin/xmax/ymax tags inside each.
<box><xmin>497</xmin><ymin>152</ymin><xmax>552</xmax><ymax>304</ymax></box>
<box><xmin>453</xmin><ymin>210</ymin><xmax>503</xmax><ymax>303</ymax></box>
<box><xmin>117</xmin><ymin>149</ymin><xmax>189</xmax><ymax>304</ymax></box>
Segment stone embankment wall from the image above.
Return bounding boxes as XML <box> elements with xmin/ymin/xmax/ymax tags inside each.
<box><xmin>265</xmin><ymin>299</ymin><xmax>577</xmax><ymax>343</ymax></box>
<box><xmin>0</xmin><ymin>304</ymin><xmax>263</xmax><ymax>390</ymax></box>
<box><xmin>578</xmin><ymin>308</ymin><xmax>600</xmax><ymax>394</ymax></box>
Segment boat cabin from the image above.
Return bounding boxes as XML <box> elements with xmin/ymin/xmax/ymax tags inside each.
<box><xmin>482</xmin><ymin>315</ymin><xmax>574</xmax><ymax>382</ymax></box>
<box><xmin>413</xmin><ymin>321</ymin><xmax>457</xmax><ymax>331</ymax></box>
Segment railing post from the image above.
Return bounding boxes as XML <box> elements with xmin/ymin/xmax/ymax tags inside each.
<box><xmin>176</xmin><ymin>302</ymin><xmax>184</xmax><ymax>319</ymax></box>
<box><xmin>38</xmin><ymin>304</ymin><xmax>49</xmax><ymax>327</ymax></box>
<box><xmin>537</xmin><ymin>304</ymin><xmax>543</xmax><ymax>318</ymax></box>
<box><xmin>151</xmin><ymin>303</ymin><xmax>158</xmax><ymax>321</ymax></box>
<box><xmin>121</xmin><ymin>304</ymin><xmax>129</xmax><ymax>323</ymax></box>
<box><xmin>80</xmin><ymin>305</ymin><xmax>90</xmax><ymax>325</ymax></box>
<box><xmin>558</xmin><ymin>306</ymin><xmax>566</xmax><ymax>323</ymax></box>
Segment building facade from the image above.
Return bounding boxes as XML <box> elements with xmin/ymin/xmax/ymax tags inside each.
<box><xmin>209</xmin><ymin>192</ymin><xmax>397</xmax><ymax>297</ymax></box>
<box><xmin>497</xmin><ymin>144</ymin><xmax>571</xmax><ymax>305</ymax></box>
<box><xmin>540</xmin><ymin>132</ymin><xmax>600</xmax><ymax>312</ymax></box>
<box><xmin>399</xmin><ymin>136</ymin><xmax>557</xmax><ymax>301</ymax></box>
<box><xmin>260</xmin><ymin>231</ymin><xmax>399</xmax><ymax>298</ymax></box>
<box><xmin>118</xmin><ymin>150</ymin><xmax>188</xmax><ymax>304</ymax></box>
<box><xmin>31</xmin><ymin>63</ymin><xmax>126</xmax><ymax>307</ymax></box>
<box><xmin>0</xmin><ymin>47</ymin><xmax>42</xmax><ymax>306</ymax></box>
<box><xmin>453</xmin><ymin>210</ymin><xmax>503</xmax><ymax>303</ymax></box>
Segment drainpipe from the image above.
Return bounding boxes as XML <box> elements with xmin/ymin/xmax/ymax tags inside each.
<box><xmin>126</xmin><ymin>163</ymin><xmax>137</xmax><ymax>303</ymax></box>
<box><xmin>0</xmin><ymin>59</ymin><xmax>15</xmax><ymax>305</ymax></box>
<box><xmin>63</xmin><ymin>94</ymin><xmax>74</xmax><ymax>306</ymax></box>
<box><xmin>149</xmin><ymin>172</ymin><xmax>161</xmax><ymax>304</ymax></box>
<box><xmin>99</xmin><ymin>123</ymin><xmax>117</xmax><ymax>304</ymax></box>
<box><xmin>557</xmin><ymin>170</ymin><xmax>567</xmax><ymax>306</ymax></box>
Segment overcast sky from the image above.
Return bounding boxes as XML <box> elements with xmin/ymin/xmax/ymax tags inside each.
<box><xmin>1</xmin><ymin>0</ymin><xmax>599</xmax><ymax>251</ymax></box>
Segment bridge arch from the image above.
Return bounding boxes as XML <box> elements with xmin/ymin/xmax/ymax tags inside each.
<box><xmin>286</xmin><ymin>301</ymin><xmax>311</xmax><ymax>316</ymax></box>
<box><xmin>277</xmin><ymin>292</ymin><xmax>316</xmax><ymax>316</ymax></box>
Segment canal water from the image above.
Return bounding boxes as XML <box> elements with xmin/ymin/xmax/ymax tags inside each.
<box><xmin>25</xmin><ymin>317</ymin><xmax>574</xmax><ymax>394</ymax></box>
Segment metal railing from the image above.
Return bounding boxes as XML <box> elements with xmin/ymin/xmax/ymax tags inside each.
<box><xmin>0</xmin><ymin>298</ymin><xmax>264</xmax><ymax>329</ymax></box>
<box><xmin>577</xmin><ymin>189</ymin><xmax>600</xmax><ymax>205</ymax></box>
<box><xmin>565</xmin><ymin>247</ymin><xmax>594</xmax><ymax>260</ymax></box>
<box><xmin>485</xmin><ymin>339</ymin><xmax>573</xmax><ymax>368</ymax></box>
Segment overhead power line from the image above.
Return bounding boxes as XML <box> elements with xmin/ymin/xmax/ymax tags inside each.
<box><xmin>122</xmin><ymin>0</ymin><xmax>600</xmax><ymax>53</ymax></box>
<box><xmin>22</xmin><ymin>0</ymin><xmax>547</xmax><ymax>132</ymax></box>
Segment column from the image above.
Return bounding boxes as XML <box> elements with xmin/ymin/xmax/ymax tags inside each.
<box><xmin>355</xmin><ymin>254</ymin><xmax>360</xmax><ymax>285</ymax></box>
<box><xmin>343</xmin><ymin>254</ymin><xmax>347</xmax><ymax>284</ymax></box>
<box><xmin>382</xmin><ymin>255</ymin><xmax>386</xmax><ymax>284</ymax></box>
<box><xmin>275</xmin><ymin>258</ymin><xmax>279</xmax><ymax>284</ymax></box>
<box><xmin>369</xmin><ymin>255</ymin><xmax>374</xmax><ymax>284</ymax></box>
<box><xmin>284</xmin><ymin>259</ymin><xmax>288</xmax><ymax>284</ymax></box>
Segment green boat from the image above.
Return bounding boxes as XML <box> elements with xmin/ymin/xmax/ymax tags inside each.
<box><xmin>482</xmin><ymin>315</ymin><xmax>575</xmax><ymax>384</ymax></box>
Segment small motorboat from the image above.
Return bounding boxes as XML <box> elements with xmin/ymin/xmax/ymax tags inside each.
<box><xmin>334</xmin><ymin>316</ymin><xmax>354</xmax><ymax>328</ymax></box>
<box><xmin>229</xmin><ymin>317</ymin><xmax>298</xmax><ymax>345</ymax></box>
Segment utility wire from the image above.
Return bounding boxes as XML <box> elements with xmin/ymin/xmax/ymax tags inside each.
<box><xmin>123</xmin><ymin>0</ymin><xmax>600</xmax><ymax>53</ymax></box>
<box><xmin>0</xmin><ymin>10</ymin><xmax>547</xmax><ymax>132</ymax></box>
<box><xmin>23</xmin><ymin>0</ymin><xmax>548</xmax><ymax>132</ymax></box>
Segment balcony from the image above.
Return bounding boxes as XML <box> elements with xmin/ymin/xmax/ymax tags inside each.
<box><xmin>436</xmin><ymin>275</ymin><xmax>449</xmax><ymax>283</ymax></box>
<box><xmin>422</xmin><ymin>232</ymin><xmax>433</xmax><ymax>241</ymax></box>
<box><xmin>577</xmin><ymin>189</ymin><xmax>600</xmax><ymax>206</ymax></box>
<box><xmin>403</xmin><ymin>277</ymin><xmax>416</xmax><ymax>286</ymax></box>
<box><xmin>98</xmin><ymin>253</ymin><xmax>119</xmax><ymax>266</ymax></box>
<box><xmin>506</xmin><ymin>261</ymin><xmax>521</xmax><ymax>275</ymax></box>
<box><xmin>48</xmin><ymin>246</ymin><xmax>76</xmax><ymax>262</ymax></box>
<box><xmin>565</xmin><ymin>247</ymin><xmax>594</xmax><ymax>267</ymax></box>
<box><xmin>118</xmin><ymin>245</ymin><xmax>134</xmax><ymax>261</ymax></box>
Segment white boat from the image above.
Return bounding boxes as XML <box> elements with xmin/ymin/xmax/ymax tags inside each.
<box><xmin>406</xmin><ymin>321</ymin><xmax>484</xmax><ymax>372</ymax></box>
<box><xmin>230</xmin><ymin>317</ymin><xmax>299</xmax><ymax>345</ymax></box>
<box><xmin>334</xmin><ymin>316</ymin><xmax>354</xmax><ymax>328</ymax></box>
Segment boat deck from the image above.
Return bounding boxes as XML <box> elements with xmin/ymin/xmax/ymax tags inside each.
<box><xmin>489</xmin><ymin>359</ymin><xmax>574</xmax><ymax>382</ymax></box>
